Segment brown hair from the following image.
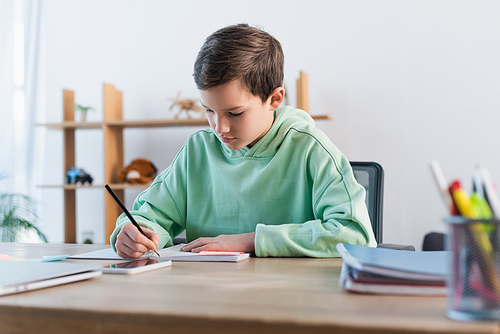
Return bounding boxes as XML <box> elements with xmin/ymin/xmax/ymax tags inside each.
<box><xmin>193</xmin><ymin>24</ymin><xmax>284</xmax><ymax>103</ymax></box>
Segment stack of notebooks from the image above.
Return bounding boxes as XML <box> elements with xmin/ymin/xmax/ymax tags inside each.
<box><xmin>337</xmin><ymin>243</ymin><xmax>448</xmax><ymax>296</ymax></box>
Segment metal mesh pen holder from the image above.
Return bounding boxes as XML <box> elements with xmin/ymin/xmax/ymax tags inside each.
<box><xmin>445</xmin><ymin>216</ymin><xmax>500</xmax><ymax>321</ymax></box>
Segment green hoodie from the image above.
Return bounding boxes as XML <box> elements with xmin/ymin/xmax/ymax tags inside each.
<box><xmin>110</xmin><ymin>106</ymin><xmax>377</xmax><ymax>257</ymax></box>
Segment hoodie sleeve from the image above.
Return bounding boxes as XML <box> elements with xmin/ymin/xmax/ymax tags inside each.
<box><xmin>109</xmin><ymin>148</ymin><xmax>188</xmax><ymax>253</ymax></box>
<box><xmin>254</xmin><ymin>142</ymin><xmax>377</xmax><ymax>257</ymax></box>
<box><xmin>109</xmin><ymin>179</ymin><xmax>185</xmax><ymax>253</ymax></box>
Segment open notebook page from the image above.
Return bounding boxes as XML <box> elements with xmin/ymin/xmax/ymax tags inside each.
<box><xmin>68</xmin><ymin>245</ymin><xmax>250</xmax><ymax>262</ymax></box>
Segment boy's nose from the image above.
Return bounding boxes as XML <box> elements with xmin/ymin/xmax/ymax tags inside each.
<box><xmin>215</xmin><ymin>115</ymin><xmax>230</xmax><ymax>134</ymax></box>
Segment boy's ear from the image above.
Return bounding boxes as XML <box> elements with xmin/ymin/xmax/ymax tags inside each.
<box><xmin>268</xmin><ymin>87</ymin><xmax>285</xmax><ymax>110</ymax></box>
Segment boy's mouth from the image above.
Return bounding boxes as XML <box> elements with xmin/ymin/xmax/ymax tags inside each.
<box><xmin>220</xmin><ymin>136</ymin><xmax>236</xmax><ymax>144</ymax></box>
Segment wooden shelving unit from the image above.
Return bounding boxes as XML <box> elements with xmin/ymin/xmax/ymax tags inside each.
<box><xmin>37</xmin><ymin>83</ymin><xmax>213</xmax><ymax>244</ymax></box>
<box><xmin>37</xmin><ymin>83</ymin><xmax>332</xmax><ymax>244</ymax></box>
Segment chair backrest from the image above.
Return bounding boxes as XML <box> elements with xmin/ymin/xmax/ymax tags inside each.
<box><xmin>349</xmin><ymin>161</ymin><xmax>384</xmax><ymax>243</ymax></box>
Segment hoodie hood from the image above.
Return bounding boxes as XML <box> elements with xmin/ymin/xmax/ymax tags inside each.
<box><xmin>216</xmin><ymin>106</ymin><xmax>316</xmax><ymax>158</ymax></box>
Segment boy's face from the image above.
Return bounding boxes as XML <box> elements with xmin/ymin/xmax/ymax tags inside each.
<box><xmin>199</xmin><ymin>80</ymin><xmax>278</xmax><ymax>151</ymax></box>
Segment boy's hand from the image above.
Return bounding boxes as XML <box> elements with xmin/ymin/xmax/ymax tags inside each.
<box><xmin>180</xmin><ymin>232</ymin><xmax>255</xmax><ymax>253</ymax></box>
<box><xmin>115</xmin><ymin>223</ymin><xmax>160</xmax><ymax>258</ymax></box>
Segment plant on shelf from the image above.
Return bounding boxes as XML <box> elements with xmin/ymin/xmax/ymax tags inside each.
<box><xmin>0</xmin><ymin>174</ymin><xmax>48</xmax><ymax>243</ymax></box>
<box><xmin>74</xmin><ymin>104</ymin><xmax>95</xmax><ymax>123</ymax></box>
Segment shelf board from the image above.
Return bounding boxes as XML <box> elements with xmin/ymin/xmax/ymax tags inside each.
<box><xmin>35</xmin><ymin>121</ymin><xmax>103</xmax><ymax>130</ymax></box>
<box><xmin>37</xmin><ymin>114</ymin><xmax>332</xmax><ymax>130</ymax></box>
<box><xmin>107</xmin><ymin>183</ymin><xmax>151</xmax><ymax>189</ymax></box>
<box><xmin>38</xmin><ymin>183</ymin><xmax>151</xmax><ymax>190</ymax></box>
<box><xmin>105</xmin><ymin>118</ymin><xmax>209</xmax><ymax>128</ymax></box>
<box><xmin>312</xmin><ymin>115</ymin><xmax>333</xmax><ymax>120</ymax></box>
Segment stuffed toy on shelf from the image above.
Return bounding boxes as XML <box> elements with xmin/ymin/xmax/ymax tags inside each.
<box><xmin>117</xmin><ymin>158</ymin><xmax>158</xmax><ymax>184</ymax></box>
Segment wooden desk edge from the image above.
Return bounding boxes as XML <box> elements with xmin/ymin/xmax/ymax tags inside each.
<box><xmin>2</xmin><ymin>304</ymin><xmax>495</xmax><ymax>334</ymax></box>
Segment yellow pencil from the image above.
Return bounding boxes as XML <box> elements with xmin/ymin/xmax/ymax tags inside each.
<box><xmin>450</xmin><ymin>182</ymin><xmax>477</xmax><ymax>218</ymax></box>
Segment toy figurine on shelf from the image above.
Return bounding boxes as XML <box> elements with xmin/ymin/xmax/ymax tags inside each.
<box><xmin>117</xmin><ymin>158</ymin><xmax>158</xmax><ymax>184</ymax></box>
<box><xmin>167</xmin><ymin>92</ymin><xmax>205</xmax><ymax>119</ymax></box>
<box><xmin>66</xmin><ymin>167</ymin><xmax>93</xmax><ymax>185</ymax></box>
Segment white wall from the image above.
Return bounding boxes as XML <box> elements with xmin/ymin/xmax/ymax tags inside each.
<box><xmin>38</xmin><ymin>0</ymin><xmax>500</xmax><ymax>249</ymax></box>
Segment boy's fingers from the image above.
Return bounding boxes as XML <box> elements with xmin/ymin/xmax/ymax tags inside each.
<box><xmin>191</xmin><ymin>244</ymin><xmax>220</xmax><ymax>253</ymax></box>
<box><xmin>180</xmin><ymin>238</ymin><xmax>201</xmax><ymax>251</ymax></box>
<box><xmin>120</xmin><ymin>234</ymin><xmax>151</xmax><ymax>254</ymax></box>
<box><xmin>123</xmin><ymin>224</ymin><xmax>157</xmax><ymax>251</ymax></box>
<box><xmin>142</xmin><ymin>227</ymin><xmax>155</xmax><ymax>237</ymax></box>
<box><xmin>142</xmin><ymin>228</ymin><xmax>161</xmax><ymax>249</ymax></box>
<box><xmin>116</xmin><ymin>230</ymin><xmax>150</xmax><ymax>257</ymax></box>
<box><xmin>151</xmin><ymin>234</ymin><xmax>161</xmax><ymax>249</ymax></box>
<box><xmin>142</xmin><ymin>227</ymin><xmax>160</xmax><ymax>249</ymax></box>
<box><xmin>116</xmin><ymin>242</ymin><xmax>146</xmax><ymax>259</ymax></box>
<box><xmin>181</xmin><ymin>237</ymin><xmax>213</xmax><ymax>252</ymax></box>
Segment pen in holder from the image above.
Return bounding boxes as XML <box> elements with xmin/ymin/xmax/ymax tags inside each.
<box><xmin>445</xmin><ymin>216</ymin><xmax>500</xmax><ymax>321</ymax></box>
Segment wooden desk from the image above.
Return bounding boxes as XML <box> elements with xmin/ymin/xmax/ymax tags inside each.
<box><xmin>0</xmin><ymin>243</ymin><xmax>498</xmax><ymax>334</ymax></box>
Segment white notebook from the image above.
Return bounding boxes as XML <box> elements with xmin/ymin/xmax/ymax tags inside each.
<box><xmin>68</xmin><ymin>244</ymin><xmax>250</xmax><ymax>262</ymax></box>
<box><xmin>0</xmin><ymin>261</ymin><xmax>102</xmax><ymax>296</ymax></box>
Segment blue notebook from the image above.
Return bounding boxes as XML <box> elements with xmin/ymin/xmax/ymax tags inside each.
<box><xmin>337</xmin><ymin>243</ymin><xmax>448</xmax><ymax>281</ymax></box>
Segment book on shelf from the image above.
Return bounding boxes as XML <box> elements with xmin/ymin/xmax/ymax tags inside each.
<box><xmin>336</xmin><ymin>243</ymin><xmax>448</xmax><ymax>296</ymax></box>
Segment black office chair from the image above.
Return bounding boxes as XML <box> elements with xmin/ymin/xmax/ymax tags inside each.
<box><xmin>350</xmin><ymin>161</ymin><xmax>414</xmax><ymax>250</ymax></box>
<box><xmin>350</xmin><ymin>161</ymin><xmax>384</xmax><ymax>244</ymax></box>
<box><xmin>422</xmin><ymin>232</ymin><xmax>446</xmax><ymax>251</ymax></box>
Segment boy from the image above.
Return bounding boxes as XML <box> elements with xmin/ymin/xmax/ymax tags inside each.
<box><xmin>111</xmin><ymin>24</ymin><xmax>376</xmax><ymax>258</ymax></box>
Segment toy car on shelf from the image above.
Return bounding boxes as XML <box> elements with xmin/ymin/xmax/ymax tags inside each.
<box><xmin>66</xmin><ymin>167</ymin><xmax>93</xmax><ymax>185</ymax></box>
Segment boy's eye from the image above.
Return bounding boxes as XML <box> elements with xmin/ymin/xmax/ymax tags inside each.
<box><xmin>205</xmin><ymin>108</ymin><xmax>214</xmax><ymax>113</ymax></box>
<box><xmin>229</xmin><ymin>112</ymin><xmax>243</xmax><ymax>117</ymax></box>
